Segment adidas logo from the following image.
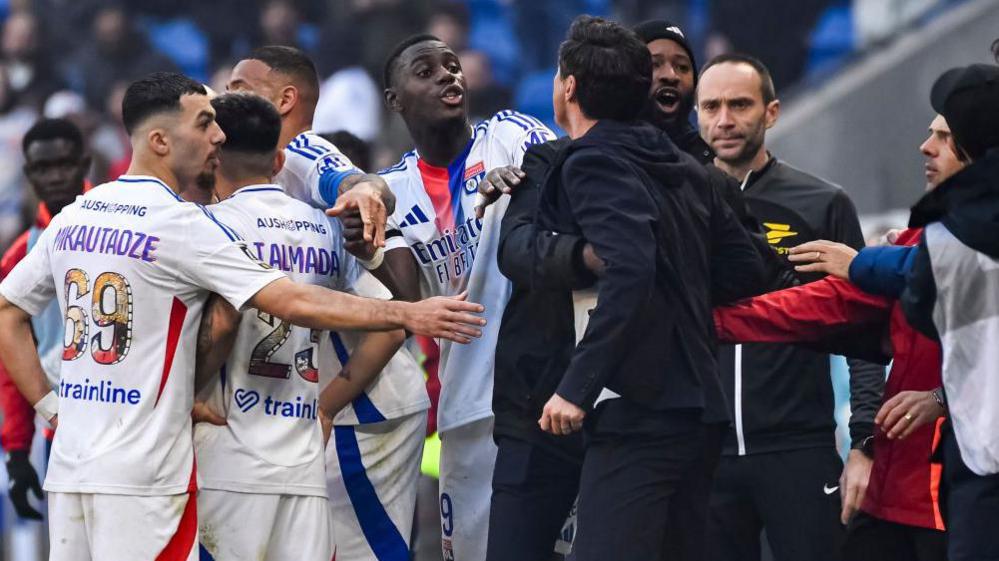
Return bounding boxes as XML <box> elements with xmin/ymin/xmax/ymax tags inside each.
<box><xmin>399</xmin><ymin>205</ymin><xmax>431</xmax><ymax>228</ymax></box>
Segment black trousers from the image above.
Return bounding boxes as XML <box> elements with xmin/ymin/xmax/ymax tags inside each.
<box><xmin>486</xmin><ymin>436</ymin><xmax>582</xmax><ymax>561</ymax></box>
<box><xmin>940</xmin><ymin>424</ymin><xmax>999</xmax><ymax>561</ymax></box>
<box><xmin>707</xmin><ymin>447</ymin><xmax>845</xmax><ymax>561</ymax></box>
<box><xmin>842</xmin><ymin>511</ymin><xmax>946</xmax><ymax>561</ymax></box>
<box><xmin>570</xmin><ymin>401</ymin><xmax>724</xmax><ymax>561</ymax></box>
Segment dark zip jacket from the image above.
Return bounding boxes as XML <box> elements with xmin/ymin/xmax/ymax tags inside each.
<box><xmin>719</xmin><ymin>156</ymin><xmax>885</xmax><ymax>456</ymax></box>
<box><xmin>493</xmin><ymin>120</ymin><xmax>763</xmax><ymax>444</ymax></box>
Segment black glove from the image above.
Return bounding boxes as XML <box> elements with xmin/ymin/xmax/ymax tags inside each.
<box><xmin>6</xmin><ymin>450</ymin><xmax>43</xmax><ymax>520</ymax></box>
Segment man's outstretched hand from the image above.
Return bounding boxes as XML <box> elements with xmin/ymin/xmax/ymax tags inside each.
<box><xmin>328</xmin><ymin>174</ymin><xmax>394</xmax><ymax>250</ymax></box>
<box><xmin>6</xmin><ymin>450</ymin><xmax>43</xmax><ymax>520</ymax></box>
<box><xmin>475</xmin><ymin>165</ymin><xmax>525</xmax><ymax>219</ymax></box>
<box><xmin>787</xmin><ymin>240</ymin><xmax>858</xmax><ymax>280</ymax></box>
<box><xmin>404</xmin><ymin>291</ymin><xmax>486</xmax><ymax>344</ymax></box>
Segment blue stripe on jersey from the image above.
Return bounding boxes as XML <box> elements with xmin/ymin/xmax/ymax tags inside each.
<box><xmin>318</xmin><ymin>168</ymin><xmax>361</xmax><ymax>206</ymax></box>
<box><xmin>198</xmin><ymin>205</ymin><xmax>241</xmax><ymax>242</ymax></box>
<box><xmin>379</xmin><ymin>150</ymin><xmax>415</xmax><ymax>175</ymax></box>
<box><xmin>496</xmin><ymin>110</ymin><xmax>530</xmax><ymax>130</ymax></box>
<box><xmin>334</xmin><ymin>426</ymin><xmax>410</xmax><ymax>561</ymax></box>
<box><xmin>117</xmin><ymin>176</ymin><xmax>183</xmax><ymax>201</ymax></box>
<box><xmin>298</xmin><ymin>135</ymin><xmax>327</xmax><ymax>157</ymax></box>
<box><xmin>199</xmin><ymin>543</ymin><xmax>217</xmax><ymax>561</ymax></box>
<box><xmin>233</xmin><ymin>187</ymin><xmax>284</xmax><ymax>195</ymax></box>
<box><xmin>446</xmin><ymin>137</ymin><xmax>476</xmax><ymax>228</ymax></box>
<box><xmin>329</xmin><ymin>333</ymin><xmax>387</xmax><ymax>424</ymax></box>
<box><xmin>353</xmin><ymin>393</ymin><xmax>387</xmax><ymax>424</ymax></box>
<box><xmin>287</xmin><ymin>145</ymin><xmax>319</xmax><ymax>161</ymax></box>
<box><xmin>411</xmin><ymin>205</ymin><xmax>430</xmax><ymax>224</ymax></box>
<box><xmin>330</xmin><ymin>332</ymin><xmax>351</xmax><ymax>363</ymax></box>
<box><xmin>518</xmin><ymin>111</ymin><xmax>547</xmax><ymax>129</ymax></box>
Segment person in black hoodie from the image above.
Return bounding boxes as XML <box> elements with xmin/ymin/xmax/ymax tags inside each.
<box><xmin>812</xmin><ymin>63</ymin><xmax>999</xmax><ymax>561</ymax></box>
<box><xmin>633</xmin><ymin>19</ymin><xmax>712</xmax><ymax>163</ymax></box>
<box><xmin>531</xmin><ymin>16</ymin><xmax>764</xmax><ymax>561</ymax></box>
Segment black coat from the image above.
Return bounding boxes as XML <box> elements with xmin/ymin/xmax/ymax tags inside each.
<box><xmin>497</xmin><ymin>120</ymin><xmax>764</xmax><ymax>423</ymax></box>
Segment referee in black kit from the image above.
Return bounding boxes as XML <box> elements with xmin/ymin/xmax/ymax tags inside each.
<box><xmin>520</xmin><ymin>15</ymin><xmax>764</xmax><ymax>561</ymax></box>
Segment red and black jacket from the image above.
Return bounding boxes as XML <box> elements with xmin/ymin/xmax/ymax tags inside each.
<box><xmin>714</xmin><ymin>228</ymin><xmax>945</xmax><ymax>530</ymax></box>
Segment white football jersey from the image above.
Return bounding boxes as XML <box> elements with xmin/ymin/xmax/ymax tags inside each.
<box><xmin>0</xmin><ymin>175</ymin><xmax>285</xmax><ymax>495</ymax></box>
<box><xmin>276</xmin><ymin>131</ymin><xmax>430</xmax><ymax>427</ymax></box>
<box><xmin>195</xmin><ymin>183</ymin><xmax>355</xmax><ymax>496</ymax></box>
<box><xmin>275</xmin><ymin>130</ymin><xmax>361</xmax><ymax>209</ymax></box>
<box><xmin>318</xmin><ymin>271</ymin><xmax>430</xmax><ymax>426</ymax></box>
<box><xmin>381</xmin><ymin>110</ymin><xmax>555</xmax><ymax>432</ymax></box>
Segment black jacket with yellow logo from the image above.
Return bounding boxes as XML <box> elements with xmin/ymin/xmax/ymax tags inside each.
<box><xmin>718</xmin><ymin>156</ymin><xmax>886</xmax><ymax>457</ymax></box>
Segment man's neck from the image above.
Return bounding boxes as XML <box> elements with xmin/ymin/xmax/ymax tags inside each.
<box><xmin>715</xmin><ymin>147</ymin><xmax>770</xmax><ymax>184</ymax></box>
<box><xmin>124</xmin><ymin>156</ymin><xmax>179</xmax><ymax>193</ymax></box>
<box><xmin>563</xmin><ymin>107</ymin><xmax>598</xmax><ymax>140</ymax></box>
<box><xmin>410</xmin><ymin>117</ymin><xmax>473</xmax><ymax>168</ymax></box>
<box><xmin>215</xmin><ymin>175</ymin><xmax>273</xmax><ymax>200</ymax></box>
<box><xmin>278</xmin><ymin>113</ymin><xmax>313</xmax><ymax>152</ymax></box>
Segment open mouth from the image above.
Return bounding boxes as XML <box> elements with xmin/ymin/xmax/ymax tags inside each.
<box><xmin>654</xmin><ymin>86</ymin><xmax>681</xmax><ymax>111</ymax></box>
<box><xmin>441</xmin><ymin>85</ymin><xmax>464</xmax><ymax>107</ymax></box>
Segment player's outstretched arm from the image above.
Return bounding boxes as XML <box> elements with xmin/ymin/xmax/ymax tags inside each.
<box><xmin>318</xmin><ymin>329</ymin><xmax>405</xmax><ymax>418</ymax></box>
<box><xmin>195</xmin><ymin>294</ymin><xmax>242</xmax><ymax>394</ymax></box>
<box><xmin>248</xmin><ymin>278</ymin><xmax>485</xmax><ymax>343</ymax></box>
<box><xmin>0</xmin><ymin>297</ymin><xmax>56</xmax><ymax>424</ymax></box>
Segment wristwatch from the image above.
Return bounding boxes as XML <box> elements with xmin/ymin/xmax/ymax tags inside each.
<box><xmin>852</xmin><ymin>435</ymin><xmax>875</xmax><ymax>459</ymax></box>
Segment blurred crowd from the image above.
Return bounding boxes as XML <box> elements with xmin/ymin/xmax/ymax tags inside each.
<box><xmin>0</xmin><ymin>0</ymin><xmax>962</xmax><ymax>255</ymax></box>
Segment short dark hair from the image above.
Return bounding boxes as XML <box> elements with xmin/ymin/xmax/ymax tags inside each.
<box><xmin>212</xmin><ymin>93</ymin><xmax>281</xmax><ymax>154</ymax></box>
<box><xmin>383</xmin><ymin>34</ymin><xmax>442</xmax><ymax>89</ymax></box>
<box><xmin>700</xmin><ymin>53</ymin><xmax>777</xmax><ymax>105</ymax></box>
<box><xmin>557</xmin><ymin>16</ymin><xmax>652</xmax><ymax>121</ymax></box>
<box><xmin>247</xmin><ymin>45</ymin><xmax>320</xmax><ymax>99</ymax></box>
<box><xmin>992</xmin><ymin>38</ymin><xmax>999</xmax><ymax>63</ymax></box>
<box><xmin>22</xmin><ymin>118</ymin><xmax>85</xmax><ymax>158</ymax></box>
<box><xmin>121</xmin><ymin>72</ymin><xmax>207</xmax><ymax>135</ymax></box>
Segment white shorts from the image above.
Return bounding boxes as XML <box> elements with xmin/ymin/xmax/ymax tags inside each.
<box><xmin>439</xmin><ymin>416</ymin><xmax>498</xmax><ymax>561</ymax></box>
<box><xmin>326</xmin><ymin>410</ymin><xmax>427</xmax><ymax>560</ymax></box>
<box><xmin>48</xmin><ymin>491</ymin><xmax>198</xmax><ymax>561</ymax></box>
<box><xmin>197</xmin><ymin>489</ymin><xmax>333</xmax><ymax>561</ymax></box>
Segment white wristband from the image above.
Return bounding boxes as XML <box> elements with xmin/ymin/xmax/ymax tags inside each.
<box><xmin>357</xmin><ymin>247</ymin><xmax>385</xmax><ymax>270</ymax></box>
<box><xmin>33</xmin><ymin>390</ymin><xmax>58</xmax><ymax>421</ymax></box>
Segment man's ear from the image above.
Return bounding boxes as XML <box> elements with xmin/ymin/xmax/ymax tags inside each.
<box><xmin>764</xmin><ymin>99</ymin><xmax>781</xmax><ymax>130</ymax></box>
<box><xmin>564</xmin><ymin>74</ymin><xmax>577</xmax><ymax>103</ymax></box>
<box><xmin>275</xmin><ymin>85</ymin><xmax>298</xmax><ymax>116</ymax></box>
<box><xmin>148</xmin><ymin>127</ymin><xmax>170</xmax><ymax>156</ymax></box>
<box><xmin>272</xmin><ymin>149</ymin><xmax>286</xmax><ymax>177</ymax></box>
<box><xmin>385</xmin><ymin>87</ymin><xmax>402</xmax><ymax>113</ymax></box>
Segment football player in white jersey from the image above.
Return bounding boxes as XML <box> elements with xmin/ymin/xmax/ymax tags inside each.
<box><xmin>194</xmin><ymin>92</ymin><xmax>408</xmax><ymax>561</ymax></box>
<box><xmin>226</xmin><ymin>46</ymin><xmax>394</xmax><ymax>245</ymax></box>
<box><xmin>227</xmin><ymin>46</ymin><xmax>433</xmax><ymax>559</ymax></box>
<box><xmin>0</xmin><ymin>72</ymin><xmax>484</xmax><ymax>561</ymax></box>
<box><xmin>346</xmin><ymin>35</ymin><xmax>555</xmax><ymax>561</ymax></box>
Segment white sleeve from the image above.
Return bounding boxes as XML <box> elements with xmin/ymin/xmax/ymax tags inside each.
<box><xmin>510</xmin><ymin>124</ymin><xmax>556</xmax><ymax>167</ymax></box>
<box><xmin>181</xmin><ymin>210</ymin><xmax>287</xmax><ymax>311</ymax></box>
<box><xmin>0</xmin><ymin>226</ymin><xmax>57</xmax><ymax>316</ymax></box>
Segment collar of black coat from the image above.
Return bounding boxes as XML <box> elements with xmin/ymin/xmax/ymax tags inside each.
<box><xmin>909</xmin><ymin>147</ymin><xmax>999</xmax><ymax>257</ymax></box>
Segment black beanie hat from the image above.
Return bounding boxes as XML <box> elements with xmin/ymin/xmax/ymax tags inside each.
<box><xmin>930</xmin><ymin>64</ymin><xmax>999</xmax><ymax>161</ymax></box>
<box><xmin>633</xmin><ymin>19</ymin><xmax>698</xmax><ymax>82</ymax></box>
